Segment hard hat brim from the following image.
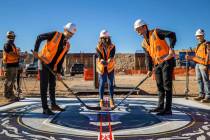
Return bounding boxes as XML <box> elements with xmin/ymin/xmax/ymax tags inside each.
<box><xmin>195</xmin><ymin>34</ymin><xmax>204</xmax><ymax>36</ymax></box>
<box><xmin>100</xmin><ymin>35</ymin><xmax>111</xmax><ymax>38</ymax></box>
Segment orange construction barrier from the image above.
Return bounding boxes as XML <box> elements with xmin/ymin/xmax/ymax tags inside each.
<box><xmin>0</xmin><ymin>68</ymin><xmax>4</xmax><ymax>76</ymax></box>
<box><xmin>173</xmin><ymin>68</ymin><xmax>186</xmax><ymax>75</ymax></box>
<box><xmin>84</xmin><ymin>68</ymin><xmax>93</xmax><ymax>80</ymax></box>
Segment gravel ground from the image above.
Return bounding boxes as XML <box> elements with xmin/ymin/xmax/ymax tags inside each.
<box><xmin>0</xmin><ymin>74</ymin><xmax>199</xmax><ymax>106</ymax></box>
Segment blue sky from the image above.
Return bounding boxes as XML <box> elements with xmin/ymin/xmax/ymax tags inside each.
<box><xmin>0</xmin><ymin>0</ymin><xmax>210</xmax><ymax>53</ymax></box>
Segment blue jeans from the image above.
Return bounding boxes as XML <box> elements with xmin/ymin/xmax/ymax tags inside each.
<box><xmin>99</xmin><ymin>71</ymin><xmax>114</xmax><ymax>100</ymax></box>
<box><xmin>195</xmin><ymin>64</ymin><xmax>210</xmax><ymax>98</ymax></box>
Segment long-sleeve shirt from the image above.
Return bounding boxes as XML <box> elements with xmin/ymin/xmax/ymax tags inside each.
<box><xmin>34</xmin><ymin>31</ymin><xmax>67</xmax><ymax>73</ymax></box>
<box><xmin>3</xmin><ymin>40</ymin><xmax>19</xmax><ymax>68</ymax></box>
<box><xmin>143</xmin><ymin>29</ymin><xmax>177</xmax><ymax>71</ymax></box>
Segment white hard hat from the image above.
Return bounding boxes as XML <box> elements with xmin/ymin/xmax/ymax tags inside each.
<box><xmin>64</xmin><ymin>22</ymin><xmax>77</xmax><ymax>34</ymax></box>
<box><xmin>195</xmin><ymin>29</ymin><xmax>205</xmax><ymax>36</ymax></box>
<box><xmin>99</xmin><ymin>30</ymin><xmax>110</xmax><ymax>38</ymax></box>
<box><xmin>134</xmin><ymin>19</ymin><xmax>146</xmax><ymax>30</ymax></box>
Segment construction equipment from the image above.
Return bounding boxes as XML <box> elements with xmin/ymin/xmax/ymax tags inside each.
<box><xmin>31</xmin><ymin>50</ymin><xmax>101</xmax><ymax>111</ymax></box>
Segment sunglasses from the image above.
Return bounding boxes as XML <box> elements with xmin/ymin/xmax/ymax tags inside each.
<box><xmin>101</xmin><ymin>37</ymin><xmax>109</xmax><ymax>41</ymax></box>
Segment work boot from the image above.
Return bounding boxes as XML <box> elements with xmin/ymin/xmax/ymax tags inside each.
<box><xmin>149</xmin><ymin>107</ymin><xmax>163</xmax><ymax>113</ymax></box>
<box><xmin>17</xmin><ymin>94</ymin><xmax>25</xmax><ymax>100</ymax></box>
<box><xmin>43</xmin><ymin>108</ymin><xmax>55</xmax><ymax>115</ymax></box>
<box><xmin>156</xmin><ymin>110</ymin><xmax>172</xmax><ymax>116</ymax></box>
<box><xmin>193</xmin><ymin>96</ymin><xmax>204</xmax><ymax>101</ymax></box>
<box><xmin>51</xmin><ymin>104</ymin><xmax>65</xmax><ymax>111</ymax></box>
<box><xmin>201</xmin><ymin>98</ymin><xmax>210</xmax><ymax>103</ymax></box>
<box><xmin>110</xmin><ymin>98</ymin><xmax>115</xmax><ymax>108</ymax></box>
<box><xmin>99</xmin><ymin>99</ymin><xmax>104</xmax><ymax>108</ymax></box>
<box><xmin>4</xmin><ymin>96</ymin><xmax>19</xmax><ymax>102</ymax></box>
<box><xmin>9</xmin><ymin>97</ymin><xmax>19</xmax><ymax>102</ymax></box>
<box><xmin>8</xmin><ymin>95</ymin><xmax>19</xmax><ymax>102</ymax></box>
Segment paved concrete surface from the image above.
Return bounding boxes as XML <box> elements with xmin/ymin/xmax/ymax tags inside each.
<box><xmin>0</xmin><ymin>97</ymin><xmax>210</xmax><ymax>140</ymax></box>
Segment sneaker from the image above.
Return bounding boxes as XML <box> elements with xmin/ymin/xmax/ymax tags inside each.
<box><xmin>149</xmin><ymin>107</ymin><xmax>163</xmax><ymax>113</ymax></box>
<box><xmin>43</xmin><ymin>108</ymin><xmax>55</xmax><ymax>115</ymax></box>
<box><xmin>99</xmin><ymin>99</ymin><xmax>104</xmax><ymax>108</ymax></box>
<box><xmin>156</xmin><ymin>110</ymin><xmax>172</xmax><ymax>116</ymax></box>
<box><xmin>51</xmin><ymin>104</ymin><xmax>65</xmax><ymax>111</ymax></box>
<box><xmin>201</xmin><ymin>98</ymin><xmax>210</xmax><ymax>103</ymax></box>
<box><xmin>110</xmin><ymin>99</ymin><xmax>115</xmax><ymax>108</ymax></box>
<box><xmin>193</xmin><ymin>96</ymin><xmax>204</xmax><ymax>101</ymax></box>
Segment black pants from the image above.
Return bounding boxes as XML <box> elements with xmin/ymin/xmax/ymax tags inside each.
<box><xmin>155</xmin><ymin>60</ymin><xmax>173</xmax><ymax>111</ymax></box>
<box><xmin>40</xmin><ymin>65</ymin><xmax>56</xmax><ymax>109</ymax></box>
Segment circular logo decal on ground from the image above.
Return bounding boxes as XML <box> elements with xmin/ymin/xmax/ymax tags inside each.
<box><xmin>0</xmin><ymin>98</ymin><xmax>210</xmax><ymax>139</ymax></box>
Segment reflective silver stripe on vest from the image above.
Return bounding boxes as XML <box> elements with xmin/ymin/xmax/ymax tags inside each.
<box><xmin>195</xmin><ymin>56</ymin><xmax>205</xmax><ymax>61</ymax></box>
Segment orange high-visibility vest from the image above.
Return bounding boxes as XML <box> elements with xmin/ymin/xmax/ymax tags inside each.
<box><xmin>96</xmin><ymin>44</ymin><xmax>115</xmax><ymax>74</ymax></box>
<box><xmin>193</xmin><ymin>41</ymin><xmax>210</xmax><ymax>65</ymax></box>
<box><xmin>38</xmin><ymin>32</ymin><xmax>69</xmax><ymax>71</ymax></box>
<box><xmin>3</xmin><ymin>45</ymin><xmax>19</xmax><ymax>64</ymax></box>
<box><xmin>142</xmin><ymin>29</ymin><xmax>171</xmax><ymax>65</ymax></box>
